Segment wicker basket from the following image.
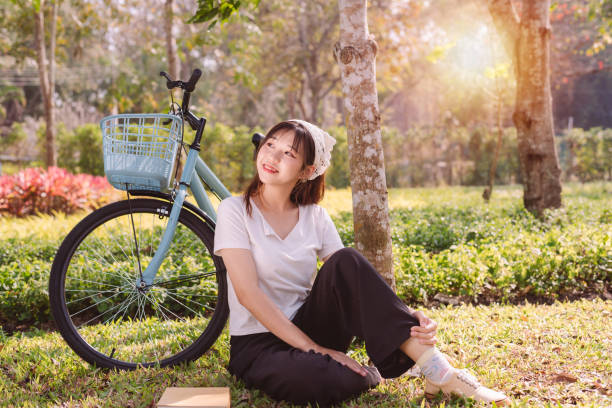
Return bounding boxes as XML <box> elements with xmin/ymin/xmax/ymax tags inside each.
<box><xmin>101</xmin><ymin>113</ymin><xmax>182</xmax><ymax>192</ymax></box>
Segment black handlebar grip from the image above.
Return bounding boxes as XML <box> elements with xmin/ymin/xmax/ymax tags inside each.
<box><xmin>252</xmin><ymin>132</ymin><xmax>265</xmax><ymax>147</ymax></box>
<box><xmin>184</xmin><ymin>69</ymin><xmax>202</xmax><ymax>92</ymax></box>
<box><xmin>252</xmin><ymin>132</ymin><xmax>265</xmax><ymax>160</ymax></box>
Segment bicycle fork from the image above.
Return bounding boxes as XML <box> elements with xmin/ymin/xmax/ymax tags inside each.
<box><xmin>136</xmin><ymin>148</ymin><xmax>200</xmax><ymax>289</ymax></box>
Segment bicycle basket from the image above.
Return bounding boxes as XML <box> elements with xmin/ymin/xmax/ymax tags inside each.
<box><xmin>100</xmin><ymin>113</ymin><xmax>182</xmax><ymax>192</ymax></box>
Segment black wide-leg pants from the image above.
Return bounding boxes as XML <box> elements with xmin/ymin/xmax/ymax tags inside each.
<box><xmin>227</xmin><ymin>247</ymin><xmax>420</xmax><ymax>407</ymax></box>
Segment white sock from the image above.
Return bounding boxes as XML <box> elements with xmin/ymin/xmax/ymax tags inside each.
<box><xmin>416</xmin><ymin>348</ymin><xmax>454</xmax><ymax>384</ymax></box>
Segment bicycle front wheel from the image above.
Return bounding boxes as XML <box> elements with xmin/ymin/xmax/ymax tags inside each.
<box><xmin>49</xmin><ymin>197</ymin><xmax>228</xmax><ymax>369</ymax></box>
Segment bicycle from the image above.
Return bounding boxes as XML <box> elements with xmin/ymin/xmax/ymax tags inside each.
<box><xmin>49</xmin><ymin>69</ymin><xmax>262</xmax><ymax>370</ymax></box>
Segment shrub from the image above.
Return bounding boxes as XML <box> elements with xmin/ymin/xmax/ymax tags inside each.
<box><xmin>57</xmin><ymin>124</ymin><xmax>104</xmax><ymax>176</ymax></box>
<box><xmin>560</xmin><ymin>127</ymin><xmax>612</xmax><ymax>182</ymax></box>
<box><xmin>0</xmin><ymin>167</ymin><xmax>116</xmax><ymax>217</ymax></box>
<box><xmin>0</xmin><ymin>184</ymin><xmax>609</xmax><ymax>327</ymax></box>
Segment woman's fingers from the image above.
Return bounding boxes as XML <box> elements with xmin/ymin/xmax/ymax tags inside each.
<box><xmin>410</xmin><ymin>311</ymin><xmax>439</xmax><ymax>344</ymax></box>
<box><xmin>411</xmin><ymin>331</ymin><xmax>437</xmax><ymax>344</ymax></box>
<box><xmin>419</xmin><ymin>336</ymin><xmax>438</xmax><ymax>345</ymax></box>
<box><xmin>328</xmin><ymin>350</ymin><xmax>367</xmax><ymax>376</ymax></box>
<box><xmin>411</xmin><ymin>323</ymin><xmax>436</xmax><ymax>335</ymax></box>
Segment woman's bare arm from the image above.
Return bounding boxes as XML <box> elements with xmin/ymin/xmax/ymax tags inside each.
<box><xmin>218</xmin><ymin>247</ymin><xmax>367</xmax><ymax>376</ymax></box>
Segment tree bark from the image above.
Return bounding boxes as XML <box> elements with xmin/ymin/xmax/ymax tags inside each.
<box><xmin>35</xmin><ymin>0</ymin><xmax>57</xmax><ymax>167</ymax></box>
<box><xmin>164</xmin><ymin>0</ymin><xmax>180</xmax><ymax>80</ymax></box>
<box><xmin>335</xmin><ymin>0</ymin><xmax>395</xmax><ymax>289</ymax></box>
<box><xmin>488</xmin><ymin>0</ymin><xmax>562</xmax><ymax>215</ymax></box>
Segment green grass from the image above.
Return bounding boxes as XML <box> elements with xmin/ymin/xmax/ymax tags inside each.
<box><xmin>0</xmin><ymin>182</ymin><xmax>610</xmax><ymax>406</ymax></box>
<box><xmin>1</xmin><ymin>299</ymin><xmax>610</xmax><ymax>407</ymax></box>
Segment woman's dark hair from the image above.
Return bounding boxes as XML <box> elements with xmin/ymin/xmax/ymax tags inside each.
<box><xmin>243</xmin><ymin>120</ymin><xmax>325</xmax><ymax>216</ymax></box>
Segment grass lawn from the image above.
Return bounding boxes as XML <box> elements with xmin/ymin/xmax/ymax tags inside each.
<box><xmin>0</xmin><ymin>183</ymin><xmax>610</xmax><ymax>406</ymax></box>
<box><xmin>1</xmin><ymin>299</ymin><xmax>610</xmax><ymax>407</ymax></box>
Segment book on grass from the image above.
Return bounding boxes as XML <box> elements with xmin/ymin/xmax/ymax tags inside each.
<box><xmin>157</xmin><ymin>387</ymin><xmax>230</xmax><ymax>408</ymax></box>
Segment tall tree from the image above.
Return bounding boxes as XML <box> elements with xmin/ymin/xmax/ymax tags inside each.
<box><xmin>488</xmin><ymin>0</ymin><xmax>562</xmax><ymax>215</ymax></box>
<box><xmin>248</xmin><ymin>0</ymin><xmax>340</xmax><ymax>124</ymax></box>
<box><xmin>335</xmin><ymin>0</ymin><xmax>394</xmax><ymax>288</ymax></box>
<box><xmin>164</xmin><ymin>0</ymin><xmax>180</xmax><ymax>80</ymax></box>
<box><xmin>34</xmin><ymin>0</ymin><xmax>59</xmax><ymax>167</ymax></box>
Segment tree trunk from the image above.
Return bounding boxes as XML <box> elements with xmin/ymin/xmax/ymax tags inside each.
<box><xmin>483</xmin><ymin>97</ymin><xmax>503</xmax><ymax>202</ymax></box>
<box><xmin>488</xmin><ymin>0</ymin><xmax>562</xmax><ymax>215</ymax></box>
<box><xmin>335</xmin><ymin>0</ymin><xmax>394</xmax><ymax>289</ymax></box>
<box><xmin>35</xmin><ymin>0</ymin><xmax>57</xmax><ymax>167</ymax></box>
<box><xmin>164</xmin><ymin>0</ymin><xmax>180</xmax><ymax>80</ymax></box>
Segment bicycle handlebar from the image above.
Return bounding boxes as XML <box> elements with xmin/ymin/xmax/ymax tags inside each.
<box><xmin>160</xmin><ymin>69</ymin><xmax>202</xmax><ymax>92</ymax></box>
<box><xmin>159</xmin><ymin>69</ymin><xmax>206</xmax><ymax>149</ymax></box>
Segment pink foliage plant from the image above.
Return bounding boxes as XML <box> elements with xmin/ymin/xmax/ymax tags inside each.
<box><xmin>0</xmin><ymin>167</ymin><xmax>118</xmax><ymax>217</ymax></box>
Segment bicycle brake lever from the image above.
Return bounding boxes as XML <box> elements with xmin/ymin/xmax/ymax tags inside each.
<box><xmin>160</xmin><ymin>71</ymin><xmax>181</xmax><ymax>90</ymax></box>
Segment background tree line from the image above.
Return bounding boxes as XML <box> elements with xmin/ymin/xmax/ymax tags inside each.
<box><xmin>0</xmin><ymin>0</ymin><xmax>610</xmax><ymax>197</ymax></box>
<box><xmin>9</xmin><ymin>120</ymin><xmax>607</xmax><ymax>193</ymax></box>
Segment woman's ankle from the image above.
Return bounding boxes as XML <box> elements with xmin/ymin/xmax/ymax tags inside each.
<box><xmin>399</xmin><ymin>336</ymin><xmax>435</xmax><ymax>361</ymax></box>
<box><xmin>415</xmin><ymin>348</ymin><xmax>454</xmax><ymax>384</ymax></box>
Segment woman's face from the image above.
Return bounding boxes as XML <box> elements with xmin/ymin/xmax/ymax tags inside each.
<box><xmin>256</xmin><ymin>129</ymin><xmax>312</xmax><ymax>187</ymax></box>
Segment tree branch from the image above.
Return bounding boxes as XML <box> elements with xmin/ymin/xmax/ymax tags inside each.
<box><xmin>320</xmin><ymin>76</ymin><xmax>340</xmax><ymax>99</ymax></box>
<box><xmin>313</xmin><ymin>10</ymin><xmax>340</xmax><ymax>55</ymax></box>
<box><xmin>487</xmin><ymin>0</ymin><xmax>520</xmax><ymax>60</ymax></box>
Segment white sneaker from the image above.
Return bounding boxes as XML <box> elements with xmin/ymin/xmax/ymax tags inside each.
<box><xmin>424</xmin><ymin>368</ymin><xmax>510</xmax><ymax>405</ymax></box>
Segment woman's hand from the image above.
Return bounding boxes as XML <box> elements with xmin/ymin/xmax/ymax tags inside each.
<box><xmin>312</xmin><ymin>345</ymin><xmax>367</xmax><ymax>377</ymax></box>
<box><xmin>411</xmin><ymin>310</ymin><xmax>438</xmax><ymax>345</ymax></box>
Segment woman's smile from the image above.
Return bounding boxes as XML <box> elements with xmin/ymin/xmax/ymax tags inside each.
<box><xmin>262</xmin><ymin>163</ymin><xmax>278</xmax><ymax>174</ymax></box>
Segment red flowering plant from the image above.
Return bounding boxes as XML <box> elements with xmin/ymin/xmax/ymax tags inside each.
<box><xmin>0</xmin><ymin>167</ymin><xmax>118</xmax><ymax>217</ymax></box>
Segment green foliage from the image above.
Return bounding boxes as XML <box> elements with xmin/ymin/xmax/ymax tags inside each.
<box><xmin>199</xmin><ymin>122</ymin><xmax>261</xmax><ymax>192</ymax></box>
<box><xmin>332</xmin><ymin>184</ymin><xmax>611</xmax><ymax>304</ymax></box>
<box><xmin>189</xmin><ymin>0</ymin><xmax>261</xmax><ymax>28</ymax></box>
<box><xmin>560</xmin><ymin>127</ymin><xmax>612</xmax><ymax>182</ymax></box>
<box><xmin>15</xmin><ymin>118</ymin><xmax>612</xmax><ymax>190</ymax></box>
<box><xmin>0</xmin><ymin>259</ymin><xmax>51</xmax><ymax>323</ymax></box>
<box><xmin>382</xmin><ymin>125</ymin><xmax>521</xmax><ymax>187</ymax></box>
<box><xmin>57</xmin><ymin>123</ymin><xmax>104</xmax><ymax>176</ymax></box>
<box><xmin>325</xmin><ymin>126</ymin><xmax>350</xmax><ymax>188</ymax></box>
<box><xmin>0</xmin><ymin>121</ymin><xmax>27</xmax><ymax>150</ymax></box>
<box><xmin>0</xmin><ymin>84</ymin><xmax>25</xmax><ymax>121</ymax></box>
<box><xmin>1</xmin><ymin>183</ymin><xmax>609</xmax><ymax>327</ymax></box>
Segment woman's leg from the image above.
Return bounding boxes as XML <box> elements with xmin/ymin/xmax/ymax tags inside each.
<box><xmin>229</xmin><ymin>332</ymin><xmax>379</xmax><ymax>407</ymax></box>
<box><xmin>297</xmin><ymin>247</ymin><xmax>509</xmax><ymax>405</ymax></box>
<box><xmin>294</xmin><ymin>247</ymin><xmax>420</xmax><ymax>378</ymax></box>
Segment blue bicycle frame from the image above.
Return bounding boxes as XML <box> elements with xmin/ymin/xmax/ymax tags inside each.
<box><xmin>138</xmin><ymin>147</ymin><xmax>232</xmax><ymax>287</ymax></box>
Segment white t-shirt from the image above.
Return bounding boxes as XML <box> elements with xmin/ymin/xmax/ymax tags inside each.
<box><xmin>213</xmin><ymin>195</ymin><xmax>345</xmax><ymax>335</ymax></box>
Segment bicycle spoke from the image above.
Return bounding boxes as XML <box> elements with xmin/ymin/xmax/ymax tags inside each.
<box><xmin>69</xmin><ymin>290</ymin><xmax>127</xmax><ymax>318</ymax></box>
<box><xmin>66</xmin><ymin>276</ymin><xmax>123</xmax><ymax>289</ymax></box>
<box><xmin>66</xmin><ymin>288</ymin><xmax>120</xmax><ymax>305</ymax></box>
<box><xmin>147</xmin><ymin>294</ymin><xmax>196</xmax><ymax>356</ymax></box>
<box><xmin>163</xmin><ymin>291</ymin><xmax>210</xmax><ymax>315</ymax></box>
<box><xmin>141</xmin><ymin>291</ymin><xmax>161</xmax><ymax>363</ymax></box>
<box><xmin>151</xmin><ymin>271</ymin><xmax>216</xmax><ymax>288</ymax></box>
<box><xmin>77</xmin><ymin>293</ymin><xmax>134</xmax><ymax>329</ymax></box>
<box><xmin>100</xmin><ymin>219</ymin><xmax>136</xmax><ymax>268</ymax></box>
<box><xmin>103</xmin><ymin>290</ymin><xmax>138</xmax><ymax>326</ymax></box>
<box><xmin>166</xmin><ymin>290</ymin><xmax>215</xmax><ymax>311</ymax></box>
<box><xmin>79</xmin><ymin>237</ymin><xmax>134</xmax><ymax>283</ymax></box>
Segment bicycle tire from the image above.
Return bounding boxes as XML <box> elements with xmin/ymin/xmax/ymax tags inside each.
<box><xmin>49</xmin><ymin>197</ymin><xmax>228</xmax><ymax>370</ymax></box>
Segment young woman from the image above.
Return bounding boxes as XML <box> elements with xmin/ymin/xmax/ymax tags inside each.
<box><xmin>213</xmin><ymin>120</ymin><xmax>509</xmax><ymax>406</ymax></box>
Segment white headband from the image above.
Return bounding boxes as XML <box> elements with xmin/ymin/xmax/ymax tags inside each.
<box><xmin>289</xmin><ymin>119</ymin><xmax>336</xmax><ymax>180</ymax></box>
